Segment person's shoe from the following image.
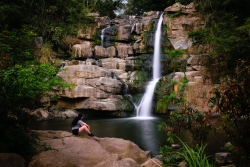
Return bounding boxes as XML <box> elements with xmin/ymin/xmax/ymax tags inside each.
<box><xmin>88</xmin><ymin>133</ymin><xmax>95</xmax><ymax>137</ymax></box>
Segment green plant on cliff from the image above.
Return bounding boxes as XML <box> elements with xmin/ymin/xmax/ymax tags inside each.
<box><xmin>133</xmin><ymin>54</ymin><xmax>150</xmax><ymax>70</ymax></box>
<box><xmin>189</xmin><ymin>0</ymin><xmax>250</xmax><ymax>75</ymax></box>
<box><xmin>155</xmin><ymin>76</ymin><xmax>173</xmax><ymax>113</ymax></box>
<box><xmin>157</xmin><ymin>78</ymin><xmax>216</xmax><ymax>166</ymax></box>
<box><xmin>167</xmin><ymin>50</ymin><xmax>188</xmax><ymax>72</ymax></box>
<box><xmin>169</xmin><ymin>50</ymin><xmax>187</xmax><ymax>59</ymax></box>
<box><xmin>130</xmin><ymin>70</ymin><xmax>149</xmax><ymax>93</ymax></box>
<box><xmin>167</xmin><ymin>10</ymin><xmax>183</xmax><ymax>19</ymax></box>
<box><xmin>156</xmin><ymin>74</ymin><xmax>189</xmax><ymax>115</ymax></box>
<box><xmin>124</xmin><ymin>0</ymin><xmax>193</xmax><ymax>15</ymax></box>
<box><xmin>157</xmin><ymin>72</ymin><xmax>215</xmax><ymax>146</ymax></box>
<box><xmin>209</xmin><ymin>60</ymin><xmax>250</xmax><ymax>166</ymax></box>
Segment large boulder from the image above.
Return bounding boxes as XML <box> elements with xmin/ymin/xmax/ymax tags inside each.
<box><xmin>116</xmin><ymin>43</ymin><xmax>134</xmax><ymax>58</ymax></box>
<box><xmin>72</xmin><ymin>42</ymin><xmax>94</xmax><ymax>58</ymax></box>
<box><xmin>29</xmin><ymin>130</ymin><xmax>149</xmax><ymax>167</ymax></box>
<box><xmin>94</xmin><ymin>46</ymin><xmax>116</xmax><ymax>58</ymax></box>
<box><xmin>0</xmin><ymin>153</ymin><xmax>25</xmax><ymax>167</ymax></box>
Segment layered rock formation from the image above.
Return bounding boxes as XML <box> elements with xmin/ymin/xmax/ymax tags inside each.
<box><xmin>44</xmin><ymin>2</ymin><xmax>217</xmax><ymax>117</ymax></box>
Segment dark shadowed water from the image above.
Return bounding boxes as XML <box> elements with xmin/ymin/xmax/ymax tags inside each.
<box><xmin>31</xmin><ymin>116</ymin><xmax>228</xmax><ymax>156</ymax></box>
<box><xmin>31</xmin><ymin>116</ymin><xmax>169</xmax><ymax>155</ymax></box>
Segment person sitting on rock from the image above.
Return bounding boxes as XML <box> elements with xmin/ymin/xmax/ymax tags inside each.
<box><xmin>71</xmin><ymin>114</ymin><xmax>94</xmax><ymax>136</ymax></box>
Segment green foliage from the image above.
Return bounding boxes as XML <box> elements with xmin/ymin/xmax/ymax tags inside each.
<box><xmin>95</xmin><ymin>0</ymin><xmax>124</xmax><ymax>19</ymax></box>
<box><xmin>159</xmin><ymin>136</ymin><xmax>214</xmax><ymax>167</ymax></box>
<box><xmin>167</xmin><ymin>50</ymin><xmax>188</xmax><ymax>72</ymax></box>
<box><xmin>163</xmin><ymin>25</ymin><xmax>169</xmax><ymax>31</ymax></box>
<box><xmin>169</xmin><ymin>50</ymin><xmax>186</xmax><ymax>59</ymax></box>
<box><xmin>210</xmin><ymin>60</ymin><xmax>250</xmax><ymax>166</ymax></box>
<box><xmin>158</xmin><ymin>106</ymin><xmax>215</xmax><ymax>146</ymax></box>
<box><xmin>0</xmin><ymin>0</ymin><xmax>122</xmax><ymax>158</ymax></box>
<box><xmin>50</xmin><ymin>96</ymin><xmax>58</xmax><ymax>103</ymax></box>
<box><xmin>188</xmin><ymin>29</ymin><xmax>210</xmax><ymax>45</ymax></box>
<box><xmin>178</xmin><ymin>139</ymin><xmax>214</xmax><ymax>167</ymax></box>
<box><xmin>190</xmin><ymin>0</ymin><xmax>250</xmax><ymax>74</ymax></box>
<box><xmin>119</xmin><ymin>98</ymin><xmax>134</xmax><ymax>112</ymax></box>
<box><xmin>133</xmin><ymin>54</ymin><xmax>150</xmax><ymax>70</ymax></box>
<box><xmin>129</xmin><ymin>70</ymin><xmax>149</xmax><ymax>93</ymax></box>
<box><xmin>0</xmin><ymin>63</ymin><xmax>72</xmax><ymax>156</ymax></box>
<box><xmin>2</xmin><ymin>64</ymin><xmax>71</xmax><ymax>107</ymax></box>
<box><xmin>167</xmin><ymin>10</ymin><xmax>183</xmax><ymax>19</ymax></box>
<box><xmin>131</xmin><ymin>93</ymin><xmax>143</xmax><ymax>104</ymax></box>
<box><xmin>148</xmin><ymin>21</ymin><xmax>154</xmax><ymax>32</ymax></box>
<box><xmin>155</xmin><ymin>76</ymin><xmax>173</xmax><ymax>113</ymax></box>
<box><xmin>0</xmin><ymin>26</ymin><xmax>35</xmax><ymax>68</ymax></box>
<box><xmin>159</xmin><ymin>145</ymin><xmax>181</xmax><ymax>166</ymax></box>
<box><xmin>141</xmin><ymin>32</ymin><xmax>151</xmax><ymax>49</ymax></box>
<box><xmin>124</xmin><ymin>0</ymin><xmax>193</xmax><ymax>15</ymax></box>
<box><xmin>156</xmin><ymin>75</ymin><xmax>188</xmax><ymax>114</ymax></box>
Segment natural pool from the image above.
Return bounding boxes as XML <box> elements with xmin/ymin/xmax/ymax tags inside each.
<box><xmin>31</xmin><ymin>116</ymin><xmax>228</xmax><ymax>157</ymax></box>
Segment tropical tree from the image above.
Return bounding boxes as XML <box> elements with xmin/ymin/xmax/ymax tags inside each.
<box><xmin>95</xmin><ymin>0</ymin><xmax>125</xmax><ymax>18</ymax></box>
<box><xmin>210</xmin><ymin>60</ymin><xmax>250</xmax><ymax>166</ymax></box>
<box><xmin>124</xmin><ymin>0</ymin><xmax>193</xmax><ymax>15</ymax></box>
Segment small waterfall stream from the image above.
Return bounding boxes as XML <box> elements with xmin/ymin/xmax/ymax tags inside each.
<box><xmin>136</xmin><ymin>13</ymin><xmax>163</xmax><ymax>117</ymax></box>
<box><xmin>101</xmin><ymin>26</ymin><xmax>110</xmax><ymax>47</ymax></box>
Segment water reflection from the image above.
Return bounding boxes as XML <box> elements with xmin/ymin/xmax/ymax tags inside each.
<box><xmin>31</xmin><ymin>117</ymin><xmax>168</xmax><ymax>155</ymax></box>
<box><xmin>31</xmin><ymin>116</ymin><xmax>228</xmax><ymax>156</ymax></box>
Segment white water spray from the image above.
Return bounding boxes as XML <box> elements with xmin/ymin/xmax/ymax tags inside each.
<box><xmin>136</xmin><ymin>13</ymin><xmax>163</xmax><ymax>117</ymax></box>
<box><xmin>101</xmin><ymin>26</ymin><xmax>110</xmax><ymax>47</ymax></box>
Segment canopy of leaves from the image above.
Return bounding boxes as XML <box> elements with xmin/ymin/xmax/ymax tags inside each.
<box><xmin>124</xmin><ymin>0</ymin><xmax>193</xmax><ymax>15</ymax></box>
<box><xmin>0</xmin><ymin>63</ymin><xmax>72</xmax><ymax>156</ymax></box>
<box><xmin>0</xmin><ymin>0</ymin><xmax>80</xmax><ymax>156</ymax></box>
<box><xmin>190</xmin><ymin>0</ymin><xmax>250</xmax><ymax>74</ymax></box>
<box><xmin>95</xmin><ymin>0</ymin><xmax>125</xmax><ymax>18</ymax></box>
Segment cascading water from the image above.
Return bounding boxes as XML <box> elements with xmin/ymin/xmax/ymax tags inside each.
<box><xmin>136</xmin><ymin>13</ymin><xmax>163</xmax><ymax>117</ymax></box>
<box><xmin>101</xmin><ymin>26</ymin><xmax>110</xmax><ymax>47</ymax></box>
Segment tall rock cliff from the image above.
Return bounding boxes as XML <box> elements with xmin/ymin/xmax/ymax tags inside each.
<box><xmin>49</xmin><ymin>2</ymin><xmax>216</xmax><ymax>116</ymax></box>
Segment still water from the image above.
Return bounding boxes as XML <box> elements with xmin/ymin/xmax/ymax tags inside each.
<box><xmin>31</xmin><ymin>116</ymin><xmax>227</xmax><ymax>157</ymax></box>
<box><xmin>31</xmin><ymin>116</ymin><xmax>169</xmax><ymax>155</ymax></box>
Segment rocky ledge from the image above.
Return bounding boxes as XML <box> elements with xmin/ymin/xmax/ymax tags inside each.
<box><xmin>1</xmin><ymin>130</ymin><xmax>162</xmax><ymax>167</ymax></box>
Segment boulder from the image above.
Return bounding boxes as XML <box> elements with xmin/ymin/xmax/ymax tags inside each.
<box><xmin>101</xmin><ymin>58</ymin><xmax>127</xmax><ymax>70</ymax></box>
<box><xmin>0</xmin><ymin>153</ymin><xmax>25</xmax><ymax>167</ymax></box>
<box><xmin>74</xmin><ymin>97</ymin><xmax>133</xmax><ymax>111</ymax></box>
<box><xmin>58</xmin><ymin>64</ymin><xmax>112</xmax><ymax>82</ymax></box>
<box><xmin>30</xmin><ymin>108</ymin><xmax>49</xmax><ymax>120</ymax></box>
<box><xmin>29</xmin><ymin>150</ymin><xmax>78</xmax><ymax>167</ymax></box>
<box><xmin>86</xmin><ymin>77</ymin><xmax>122</xmax><ymax>94</ymax></box>
<box><xmin>94</xmin><ymin>46</ymin><xmax>116</xmax><ymax>58</ymax></box>
<box><xmin>117</xmin><ymin>25</ymin><xmax>133</xmax><ymax>41</ymax></box>
<box><xmin>140</xmin><ymin>158</ymin><xmax>163</xmax><ymax>167</ymax></box>
<box><xmin>72</xmin><ymin>43</ymin><xmax>93</xmax><ymax>58</ymax></box>
<box><xmin>116</xmin><ymin>43</ymin><xmax>134</xmax><ymax>58</ymax></box>
<box><xmin>29</xmin><ymin>130</ymin><xmax>149</xmax><ymax>167</ymax></box>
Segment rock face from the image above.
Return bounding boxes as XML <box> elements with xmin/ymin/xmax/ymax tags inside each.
<box><xmin>38</xmin><ymin>2</ymin><xmax>217</xmax><ymax>117</ymax></box>
<box><xmin>29</xmin><ymin>130</ymin><xmax>150</xmax><ymax>167</ymax></box>
<box><xmin>51</xmin><ymin>11</ymin><xmax>167</xmax><ymax>115</ymax></box>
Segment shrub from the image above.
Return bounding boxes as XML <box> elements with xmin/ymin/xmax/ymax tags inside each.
<box><xmin>159</xmin><ymin>136</ymin><xmax>214</xmax><ymax>167</ymax></box>
<box><xmin>158</xmin><ymin>106</ymin><xmax>215</xmax><ymax>146</ymax></box>
<box><xmin>210</xmin><ymin>60</ymin><xmax>250</xmax><ymax>166</ymax></box>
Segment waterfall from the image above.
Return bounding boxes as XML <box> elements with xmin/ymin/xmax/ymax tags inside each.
<box><xmin>101</xmin><ymin>26</ymin><xmax>110</xmax><ymax>47</ymax></box>
<box><xmin>136</xmin><ymin>13</ymin><xmax>163</xmax><ymax>117</ymax></box>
